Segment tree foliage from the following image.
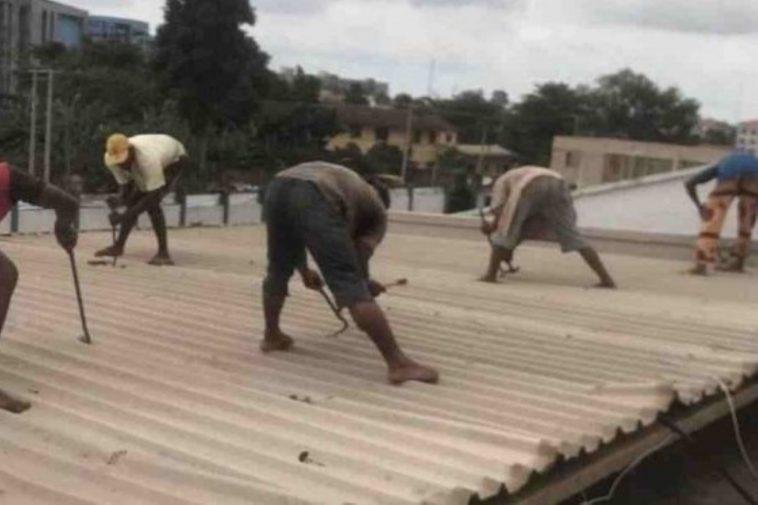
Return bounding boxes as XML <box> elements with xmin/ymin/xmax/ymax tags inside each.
<box><xmin>344</xmin><ymin>83</ymin><xmax>369</xmax><ymax>105</ymax></box>
<box><xmin>153</xmin><ymin>0</ymin><xmax>269</xmax><ymax>135</ymax></box>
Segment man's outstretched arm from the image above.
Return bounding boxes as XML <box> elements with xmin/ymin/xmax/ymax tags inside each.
<box><xmin>11</xmin><ymin>168</ymin><xmax>79</xmax><ymax>251</ymax></box>
<box><xmin>684</xmin><ymin>165</ymin><xmax>718</xmax><ymax>211</ymax></box>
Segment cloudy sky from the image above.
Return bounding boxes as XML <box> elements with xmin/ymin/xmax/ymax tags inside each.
<box><xmin>70</xmin><ymin>0</ymin><xmax>758</xmax><ymax>121</ymax></box>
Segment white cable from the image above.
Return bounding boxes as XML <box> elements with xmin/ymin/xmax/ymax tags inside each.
<box><xmin>582</xmin><ymin>436</ymin><xmax>675</xmax><ymax>505</ymax></box>
<box><xmin>711</xmin><ymin>376</ymin><xmax>758</xmax><ymax>480</ymax></box>
<box><xmin>584</xmin><ymin>373</ymin><xmax>757</xmax><ymax>504</ymax></box>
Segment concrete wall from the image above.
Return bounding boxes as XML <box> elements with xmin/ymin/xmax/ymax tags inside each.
<box><xmin>2</xmin><ymin>195</ymin><xmax>262</xmax><ymax>237</ymax></box>
<box><xmin>551</xmin><ymin>136</ymin><xmax>730</xmax><ymax>188</ymax></box>
<box><xmin>389</xmin><ymin>187</ymin><xmax>445</xmax><ymax>214</ymax></box>
<box><xmin>2</xmin><ymin>188</ymin><xmax>444</xmax><ymax>237</ymax></box>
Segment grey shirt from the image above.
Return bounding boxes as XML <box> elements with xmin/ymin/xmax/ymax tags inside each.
<box><xmin>277</xmin><ymin>162</ymin><xmax>387</xmax><ymax>249</ymax></box>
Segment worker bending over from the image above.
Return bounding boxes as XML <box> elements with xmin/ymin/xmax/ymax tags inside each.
<box><xmin>96</xmin><ymin>133</ymin><xmax>190</xmax><ymax>266</ymax></box>
<box><xmin>685</xmin><ymin>151</ymin><xmax>758</xmax><ymax>274</ymax></box>
<box><xmin>261</xmin><ymin>161</ymin><xmax>439</xmax><ymax>385</ymax></box>
<box><xmin>480</xmin><ymin>166</ymin><xmax>616</xmax><ymax>288</ymax></box>
<box><xmin>0</xmin><ymin>161</ymin><xmax>78</xmax><ymax>413</ymax></box>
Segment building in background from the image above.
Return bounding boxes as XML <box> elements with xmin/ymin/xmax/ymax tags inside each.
<box><xmin>695</xmin><ymin>118</ymin><xmax>734</xmax><ymax>144</ymax></box>
<box><xmin>0</xmin><ymin>0</ymin><xmax>87</xmax><ymax>94</ymax></box>
<box><xmin>455</xmin><ymin>144</ymin><xmax>515</xmax><ymax>178</ymax></box>
<box><xmin>327</xmin><ymin>104</ymin><xmax>457</xmax><ymax>168</ymax></box>
<box><xmin>736</xmin><ymin>119</ymin><xmax>758</xmax><ymax>153</ymax></box>
<box><xmin>551</xmin><ymin>136</ymin><xmax>730</xmax><ymax>188</ymax></box>
<box><xmin>86</xmin><ymin>16</ymin><xmax>150</xmax><ymax>48</ymax></box>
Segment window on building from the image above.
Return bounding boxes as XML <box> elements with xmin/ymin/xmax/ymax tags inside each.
<box><xmin>565</xmin><ymin>151</ymin><xmax>582</xmax><ymax>168</ymax></box>
<box><xmin>375</xmin><ymin>127</ymin><xmax>389</xmax><ymax>142</ymax></box>
<box><xmin>41</xmin><ymin>10</ymin><xmax>48</xmax><ymax>43</ymax></box>
<box><xmin>446</xmin><ymin>133</ymin><xmax>453</xmax><ymax>143</ymax></box>
<box><xmin>413</xmin><ymin>129</ymin><xmax>422</xmax><ymax>144</ymax></box>
<box><xmin>429</xmin><ymin>131</ymin><xmax>438</xmax><ymax>144</ymax></box>
<box><xmin>602</xmin><ymin>154</ymin><xmax>629</xmax><ymax>183</ymax></box>
<box><xmin>349</xmin><ymin>125</ymin><xmax>362</xmax><ymax>139</ymax></box>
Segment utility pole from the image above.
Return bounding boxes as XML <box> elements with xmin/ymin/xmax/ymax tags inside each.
<box><xmin>475</xmin><ymin>125</ymin><xmax>489</xmax><ymax>207</ymax></box>
<box><xmin>400</xmin><ymin>104</ymin><xmax>414</xmax><ymax>184</ymax></box>
<box><xmin>25</xmin><ymin>68</ymin><xmax>55</xmax><ymax>181</ymax></box>
<box><xmin>43</xmin><ymin>69</ymin><xmax>54</xmax><ymax>183</ymax></box>
<box><xmin>426</xmin><ymin>59</ymin><xmax>436</xmax><ymax>97</ymax></box>
<box><xmin>28</xmin><ymin>71</ymin><xmax>38</xmax><ymax>176</ymax></box>
<box><xmin>475</xmin><ymin>125</ymin><xmax>489</xmax><ymax>176</ymax></box>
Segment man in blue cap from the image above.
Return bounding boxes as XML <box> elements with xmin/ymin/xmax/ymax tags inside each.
<box><xmin>685</xmin><ymin>151</ymin><xmax>758</xmax><ymax>274</ymax></box>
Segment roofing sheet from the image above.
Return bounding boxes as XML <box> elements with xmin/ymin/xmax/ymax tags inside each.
<box><xmin>1</xmin><ymin>224</ymin><xmax>757</xmax><ymax>504</ymax></box>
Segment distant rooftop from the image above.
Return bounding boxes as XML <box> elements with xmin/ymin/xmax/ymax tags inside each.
<box><xmin>334</xmin><ymin>104</ymin><xmax>456</xmax><ymax>132</ymax></box>
<box><xmin>456</xmin><ymin>144</ymin><xmax>514</xmax><ymax>157</ymax></box>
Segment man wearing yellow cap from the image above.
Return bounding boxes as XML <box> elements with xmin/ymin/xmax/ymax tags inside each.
<box><xmin>97</xmin><ymin>133</ymin><xmax>189</xmax><ymax>265</ymax></box>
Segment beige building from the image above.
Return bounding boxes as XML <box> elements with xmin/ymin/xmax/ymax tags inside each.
<box><xmin>327</xmin><ymin>104</ymin><xmax>458</xmax><ymax>168</ymax></box>
<box><xmin>550</xmin><ymin>136</ymin><xmax>731</xmax><ymax>188</ymax></box>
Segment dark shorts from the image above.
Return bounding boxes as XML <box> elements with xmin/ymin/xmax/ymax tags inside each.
<box><xmin>262</xmin><ymin>178</ymin><xmax>372</xmax><ymax>308</ymax></box>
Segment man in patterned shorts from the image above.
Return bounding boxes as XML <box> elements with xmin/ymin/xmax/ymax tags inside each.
<box><xmin>685</xmin><ymin>152</ymin><xmax>758</xmax><ymax>275</ymax></box>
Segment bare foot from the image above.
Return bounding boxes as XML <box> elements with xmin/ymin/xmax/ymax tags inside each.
<box><xmin>478</xmin><ymin>275</ymin><xmax>498</xmax><ymax>284</ymax></box>
<box><xmin>688</xmin><ymin>264</ymin><xmax>708</xmax><ymax>276</ymax></box>
<box><xmin>0</xmin><ymin>390</ymin><xmax>30</xmax><ymax>414</ymax></box>
<box><xmin>148</xmin><ymin>254</ymin><xmax>175</xmax><ymax>266</ymax></box>
<box><xmin>595</xmin><ymin>280</ymin><xmax>617</xmax><ymax>289</ymax></box>
<box><xmin>260</xmin><ymin>331</ymin><xmax>294</xmax><ymax>353</ymax></box>
<box><xmin>388</xmin><ymin>359</ymin><xmax>439</xmax><ymax>385</ymax></box>
<box><xmin>95</xmin><ymin>245</ymin><xmax>123</xmax><ymax>258</ymax></box>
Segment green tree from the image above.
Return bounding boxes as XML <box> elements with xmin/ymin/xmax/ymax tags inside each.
<box><xmin>491</xmin><ymin>89</ymin><xmax>509</xmax><ymax>108</ymax></box>
<box><xmin>436</xmin><ymin>147</ymin><xmax>470</xmax><ymax>175</ymax></box>
<box><xmin>587</xmin><ymin>69</ymin><xmax>700</xmax><ymax>144</ymax></box>
<box><xmin>364</xmin><ymin>143</ymin><xmax>403</xmax><ymax>175</ymax></box>
<box><xmin>344</xmin><ymin>83</ymin><xmax>368</xmax><ymax>105</ymax></box>
<box><xmin>445</xmin><ymin>173</ymin><xmax>476</xmax><ymax>213</ymax></box>
<box><xmin>703</xmin><ymin>127</ymin><xmax>736</xmax><ymax>146</ymax></box>
<box><xmin>153</xmin><ymin>0</ymin><xmax>269</xmax><ymax>167</ymax></box>
<box><xmin>393</xmin><ymin>93</ymin><xmax>413</xmax><ymax>109</ymax></box>
<box><xmin>290</xmin><ymin>66</ymin><xmax>321</xmax><ymax>103</ymax></box>
<box><xmin>505</xmin><ymin>82</ymin><xmax>588</xmax><ymax>165</ymax></box>
<box><xmin>434</xmin><ymin>90</ymin><xmax>508</xmax><ymax>144</ymax></box>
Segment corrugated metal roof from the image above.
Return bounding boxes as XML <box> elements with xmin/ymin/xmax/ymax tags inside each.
<box><xmin>1</xmin><ymin>225</ymin><xmax>757</xmax><ymax>504</ymax></box>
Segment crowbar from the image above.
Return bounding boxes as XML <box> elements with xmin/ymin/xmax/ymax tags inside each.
<box><xmin>478</xmin><ymin>208</ymin><xmax>519</xmax><ymax>276</ymax></box>
<box><xmin>318</xmin><ymin>287</ymin><xmax>349</xmax><ymax>337</ymax></box>
<box><xmin>68</xmin><ymin>251</ymin><xmax>92</xmax><ymax>345</ymax></box>
<box><xmin>318</xmin><ymin>279</ymin><xmax>409</xmax><ymax>337</ymax></box>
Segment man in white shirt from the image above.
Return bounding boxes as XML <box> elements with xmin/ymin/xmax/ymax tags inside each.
<box><xmin>96</xmin><ymin>133</ymin><xmax>190</xmax><ymax>265</ymax></box>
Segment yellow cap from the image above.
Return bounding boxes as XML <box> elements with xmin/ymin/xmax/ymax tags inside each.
<box><xmin>104</xmin><ymin>133</ymin><xmax>130</xmax><ymax>167</ymax></box>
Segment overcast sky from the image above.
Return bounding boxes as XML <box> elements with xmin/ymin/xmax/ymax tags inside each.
<box><xmin>70</xmin><ymin>0</ymin><xmax>758</xmax><ymax>122</ymax></box>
